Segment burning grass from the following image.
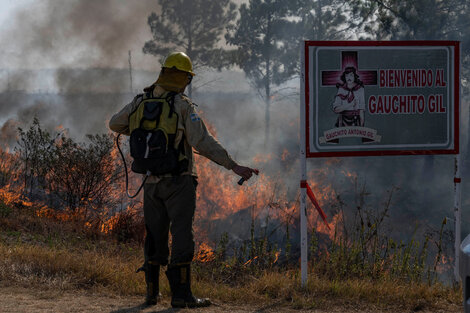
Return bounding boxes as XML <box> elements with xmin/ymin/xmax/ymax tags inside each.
<box><xmin>0</xmin><ymin>118</ymin><xmax>462</xmax><ymax>310</ymax></box>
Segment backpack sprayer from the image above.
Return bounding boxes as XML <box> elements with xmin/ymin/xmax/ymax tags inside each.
<box><xmin>116</xmin><ymin>92</ymin><xmax>186</xmax><ymax>199</ymax></box>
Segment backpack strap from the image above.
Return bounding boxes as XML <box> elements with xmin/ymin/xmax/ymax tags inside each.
<box><xmin>165</xmin><ymin>91</ymin><xmax>177</xmax><ymax>118</ymax></box>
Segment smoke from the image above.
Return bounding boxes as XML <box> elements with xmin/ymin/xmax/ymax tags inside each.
<box><xmin>0</xmin><ymin>119</ymin><xmax>19</xmax><ymax>149</ymax></box>
<box><xmin>0</xmin><ymin>0</ymin><xmax>161</xmax><ymax>139</ymax></box>
<box><xmin>200</xmin><ymin>83</ymin><xmax>464</xmax><ymax>248</ymax></box>
<box><xmin>1</xmin><ymin>0</ymin><xmax>158</xmax><ymax>70</ymax></box>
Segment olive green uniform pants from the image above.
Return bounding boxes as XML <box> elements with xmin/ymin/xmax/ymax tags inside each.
<box><xmin>143</xmin><ymin>175</ymin><xmax>197</xmax><ymax>266</ymax></box>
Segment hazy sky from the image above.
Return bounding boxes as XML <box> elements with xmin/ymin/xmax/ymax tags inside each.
<box><xmin>0</xmin><ymin>0</ymin><xmax>28</xmax><ymax>24</ymax></box>
<box><xmin>0</xmin><ymin>0</ymin><xmax>158</xmax><ymax>70</ymax></box>
<box><xmin>0</xmin><ymin>0</ymin><xmax>247</xmax><ymax>71</ymax></box>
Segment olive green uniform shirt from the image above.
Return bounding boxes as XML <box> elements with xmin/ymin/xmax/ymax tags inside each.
<box><xmin>109</xmin><ymin>85</ymin><xmax>237</xmax><ymax>183</ymax></box>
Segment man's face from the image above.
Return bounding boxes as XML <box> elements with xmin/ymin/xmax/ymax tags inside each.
<box><xmin>345</xmin><ymin>72</ymin><xmax>355</xmax><ymax>84</ymax></box>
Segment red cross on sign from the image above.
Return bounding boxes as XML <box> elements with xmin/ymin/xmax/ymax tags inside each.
<box><xmin>321</xmin><ymin>51</ymin><xmax>378</xmax><ymax>86</ymax></box>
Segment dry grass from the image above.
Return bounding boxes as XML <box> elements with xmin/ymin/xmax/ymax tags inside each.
<box><xmin>0</xmin><ymin>236</ymin><xmax>462</xmax><ymax>312</ymax></box>
<box><xmin>197</xmin><ymin>268</ymin><xmax>461</xmax><ymax>311</ymax></box>
<box><xmin>0</xmin><ymin>199</ymin><xmax>463</xmax><ymax>311</ymax></box>
<box><xmin>0</xmin><ymin>240</ymin><xmax>145</xmax><ymax>294</ymax></box>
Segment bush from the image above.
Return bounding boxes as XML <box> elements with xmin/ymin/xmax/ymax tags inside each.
<box><xmin>16</xmin><ymin>118</ymin><xmax>123</xmax><ymax>221</ymax></box>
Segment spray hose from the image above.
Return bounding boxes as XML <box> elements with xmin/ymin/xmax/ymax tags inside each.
<box><xmin>116</xmin><ymin>134</ymin><xmax>149</xmax><ymax>198</ymax></box>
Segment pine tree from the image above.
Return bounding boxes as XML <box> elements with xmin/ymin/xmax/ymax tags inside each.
<box><xmin>225</xmin><ymin>0</ymin><xmax>299</xmax><ymax>146</ymax></box>
<box><xmin>297</xmin><ymin>0</ymin><xmax>350</xmax><ymax>41</ymax></box>
<box><xmin>143</xmin><ymin>0</ymin><xmax>237</xmax><ymax>97</ymax></box>
<box><xmin>350</xmin><ymin>0</ymin><xmax>469</xmax><ymax>42</ymax></box>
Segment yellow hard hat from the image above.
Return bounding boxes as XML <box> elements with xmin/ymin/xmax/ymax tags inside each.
<box><xmin>163</xmin><ymin>52</ymin><xmax>195</xmax><ymax>76</ymax></box>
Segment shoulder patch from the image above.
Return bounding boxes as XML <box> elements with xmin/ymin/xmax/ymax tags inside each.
<box><xmin>190</xmin><ymin>112</ymin><xmax>201</xmax><ymax>122</ymax></box>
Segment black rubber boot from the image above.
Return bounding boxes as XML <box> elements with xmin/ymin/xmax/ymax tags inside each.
<box><xmin>165</xmin><ymin>264</ymin><xmax>211</xmax><ymax>308</ymax></box>
<box><xmin>137</xmin><ymin>261</ymin><xmax>160</xmax><ymax>306</ymax></box>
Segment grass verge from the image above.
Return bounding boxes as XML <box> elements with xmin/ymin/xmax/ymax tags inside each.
<box><xmin>0</xmin><ymin>236</ymin><xmax>462</xmax><ymax>312</ymax></box>
<box><xmin>0</xmin><ymin>196</ymin><xmax>463</xmax><ymax>312</ymax></box>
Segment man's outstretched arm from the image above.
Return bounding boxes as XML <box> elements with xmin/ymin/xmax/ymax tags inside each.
<box><xmin>184</xmin><ymin>104</ymin><xmax>258</xmax><ymax>181</ymax></box>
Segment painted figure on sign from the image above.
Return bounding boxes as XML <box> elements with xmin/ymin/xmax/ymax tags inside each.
<box><xmin>332</xmin><ymin>66</ymin><xmax>365</xmax><ymax>127</ymax></box>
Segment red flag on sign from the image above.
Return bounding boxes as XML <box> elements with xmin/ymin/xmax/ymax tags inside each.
<box><xmin>301</xmin><ymin>181</ymin><xmax>330</xmax><ymax>230</ymax></box>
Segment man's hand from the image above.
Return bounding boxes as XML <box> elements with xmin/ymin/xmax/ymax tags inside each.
<box><xmin>232</xmin><ymin>165</ymin><xmax>259</xmax><ymax>182</ymax></box>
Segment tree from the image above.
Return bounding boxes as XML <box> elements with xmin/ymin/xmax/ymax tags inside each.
<box><xmin>225</xmin><ymin>0</ymin><xmax>300</xmax><ymax>145</ymax></box>
<box><xmin>297</xmin><ymin>0</ymin><xmax>351</xmax><ymax>41</ymax></box>
<box><xmin>143</xmin><ymin>0</ymin><xmax>237</xmax><ymax>97</ymax></box>
<box><xmin>350</xmin><ymin>0</ymin><xmax>469</xmax><ymax>42</ymax></box>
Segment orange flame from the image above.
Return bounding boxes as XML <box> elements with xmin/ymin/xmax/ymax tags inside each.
<box><xmin>195</xmin><ymin>242</ymin><xmax>216</xmax><ymax>263</ymax></box>
<box><xmin>0</xmin><ymin>117</ymin><xmax>347</xmax><ymax>255</ymax></box>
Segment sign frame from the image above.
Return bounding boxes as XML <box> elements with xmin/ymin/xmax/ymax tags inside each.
<box><xmin>299</xmin><ymin>40</ymin><xmax>462</xmax><ymax>286</ymax></box>
<box><xmin>304</xmin><ymin>40</ymin><xmax>460</xmax><ymax>158</ymax></box>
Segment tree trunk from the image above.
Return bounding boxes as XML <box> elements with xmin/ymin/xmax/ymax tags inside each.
<box><xmin>316</xmin><ymin>0</ymin><xmax>324</xmax><ymax>39</ymax></box>
<box><xmin>264</xmin><ymin>87</ymin><xmax>270</xmax><ymax>147</ymax></box>
<box><xmin>264</xmin><ymin>14</ymin><xmax>272</xmax><ymax>147</ymax></box>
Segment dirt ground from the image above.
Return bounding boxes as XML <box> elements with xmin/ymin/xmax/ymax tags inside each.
<box><xmin>0</xmin><ymin>286</ymin><xmax>463</xmax><ymax>313</ymax></box>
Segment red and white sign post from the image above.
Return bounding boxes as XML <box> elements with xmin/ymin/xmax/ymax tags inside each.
<box><xmin>300</xmin><ymin>41</ymin><xmax>461</xmax><ymax>286</ymax></box>
<box><xmin>300</xmin><ymin>46</ymin><xmax>308</xmax><ymax>284</ymax></box>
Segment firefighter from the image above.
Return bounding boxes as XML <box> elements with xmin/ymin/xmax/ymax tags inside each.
<box><xmin>109</xmin><ymin>52</ymin><xmax>258</xmax><ymax>308</ymax></box>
